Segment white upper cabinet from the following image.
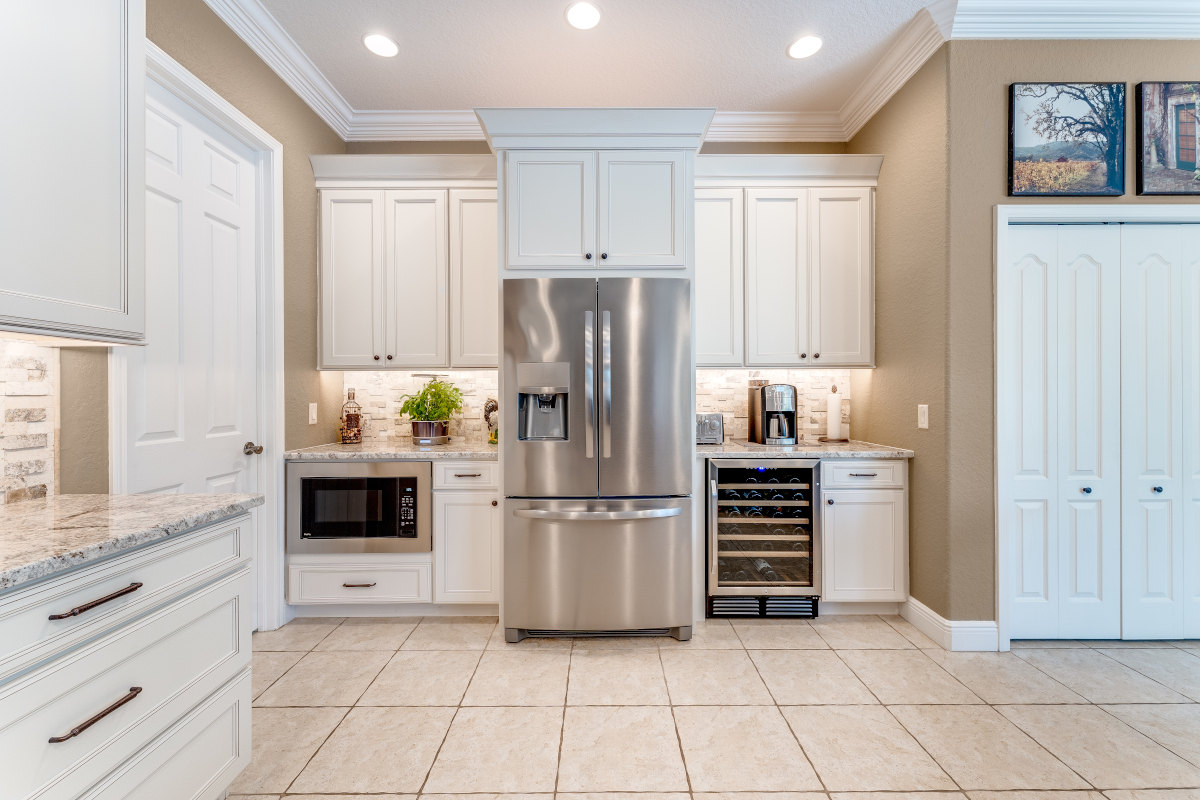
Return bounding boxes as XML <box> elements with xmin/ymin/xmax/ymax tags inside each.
<box><xmin>809</xmin><ymin>188</ymin><xmax>873</xmax><ymax>366</ymax></box>
<box><xmin>0</xmin><ymin>0</ymin><xmax>145</xmax><ymax>342</ymax></box>
<box><xmin>449</xmin><ymin>190</ymin><xmax>499</xmax><ymax>368</ymax></box>
<box><xmin>505</xmin><ymin>151</ymin><xmax>596</xmax><ymax>267</ymax></box>
<box><xmin>745</xmin><ymin>189</ymin><xmax>810</xmax><ymax>366</ymax></box>
<box><xmin>597</xmin><ymin>151</ymin><xmax>687</xmax><ymax>267</ymax></box>
<box><xmin>505</xmin><ymin>150</ymin><xmax>687</xmax><ymax>269</ymax></box>
<box><xmin>320</xmin><ymin>190</ymin><xmax>385</xmax><ymax>368</ymax></box>
<box><xmin>384</xmin><ymin>190</ymin><xmax>448</xmax><ymax>367</ymax></box>
<box><xmin>695</xmin><ymin>188</ymin><xmax>744</xmax><ymax>366</ymax></box>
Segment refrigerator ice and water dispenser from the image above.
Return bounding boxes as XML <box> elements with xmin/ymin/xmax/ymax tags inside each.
<box><xmin>516</xmin><ymin>361</ymin><xmax>569</xmax><ymax>441</ymax></box>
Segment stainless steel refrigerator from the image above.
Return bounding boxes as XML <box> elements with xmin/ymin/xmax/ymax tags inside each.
<box><xmin>502</xmin><ymin>277</ymin><xmax>693</xmax><ymax>642</ymax></box>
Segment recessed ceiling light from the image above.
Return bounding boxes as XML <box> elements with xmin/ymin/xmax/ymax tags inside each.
<box><xmin>787</xmin><ymin>35</ymin><xmax>823</xmax><ymax>59</ymax></box>
<box><xmin>362</xmin><ymin>33</ymin><xmax>399</xmax><ymax>58</ymax></box>
<box><xmin>565</xmin><ymin>2</ymin><xmax>601</xmax><ymax>30</ymax></box>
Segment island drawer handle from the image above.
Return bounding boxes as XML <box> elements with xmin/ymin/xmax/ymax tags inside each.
<box><xmin>49</xmin><ymin>687</ymin><xmax>142</xmax><ymax>743</ymax></box>
<box><xmin>343</xmin><ymin>582</ymin><xmax>377</xmax><ymax>588</ymax></box>
<box><xmin>49</xmin><ymin>582</ymin><xmax>143</xmax><ymax>620</ymax></box>
<box><xmin>849</xmin><ymin>473</ymin><xmax>879</xmax><ymax>478</ymax></box>
<box><xmin>454</xmin><ymin>473</ymin><xmax>483</xmax><ymax>478</ymax></box>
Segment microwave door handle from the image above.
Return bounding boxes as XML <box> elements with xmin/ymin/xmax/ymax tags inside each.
<box><xmin>584</xmin><ymin>310</ymin><xmax>595</xmax><ymax>460</ymax></box>
<box><xmin>601</xmin><ymin>309</ymin><xmax>612</xmax><ymax>459</ymax></box>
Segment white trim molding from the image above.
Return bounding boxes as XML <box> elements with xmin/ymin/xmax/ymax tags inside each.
<box><xmin>952</xmin><ymin>0</ymin><xmax>1200</xmax><ymax>39</ymax></box>
<box><xmin>902</xmin><ymin>596</ymin><xmax>1000</xmax><ymax>651</ymax></box>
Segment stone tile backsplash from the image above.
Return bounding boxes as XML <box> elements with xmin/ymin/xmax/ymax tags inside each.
<box><xmin>347</xmin><ymin>368</ymin><xmax>849</xmax><ymax>445</ymax></box>
<box><xmin>0</xmin><ymin>340</ymin><xmax>58</xmax><ymax>504</ymax></box>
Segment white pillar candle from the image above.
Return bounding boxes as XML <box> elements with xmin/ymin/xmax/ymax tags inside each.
<box><xmin>826</xmin><ymin>386</ymin><xmax>843</xmax><ymax>441</ymax></box>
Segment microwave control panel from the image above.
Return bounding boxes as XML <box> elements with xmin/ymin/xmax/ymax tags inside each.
<box><xmin>399</xmin><ymin>478</ymin><xmax>417</xmax><ymax>537</ymax></box>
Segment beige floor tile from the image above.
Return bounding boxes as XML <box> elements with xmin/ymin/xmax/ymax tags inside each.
<box><xmin>674</xmin><ymin>706</ymin><xmax>823</xmax><ymax>791</ymax></box>
<box><xmin>462</xmin><ymin>650</ymin><xmax>570</xmax><ymax>706</ymax></box>
<box><xmin>227</xmin><ymin>706</ymin><xmax>347</xmax><ymax>794</ymax></box>
<box><xmin>810</xmin><ymin>615</ymin><xmax>915</xmax><ymax>649</ymax></box>
<box><xmin>254</xmin><ymin>650</ymin><xmax>390</xmax><ymax>707</ymax></box>
<box><xmin>966</xmin><ymin>793</ymin><xmax>1104</xmax><ymax>799</ymax></box>
<box><xmin>251</xmin><ymin>617</ymin><xmax>342</xmax><ymax>651</ymax></box>
<box><xmin>1012</xmin><ymin>648</ymin><xmax>1190</xmax><ymax>703</ymax></box>
<box><xmin>314</xmin><ymin>617</ymin><xmax>420</xmax><ymax>651</ymax></box>
<box><xmin>290</xmin><ymin>706</ymin><xmax>454</xmax><ymax>793</ymax></box>
<box><xmin>401</xmin><ymin>616</ymin><xmax>497</xmax><ymax>650</ymax></box>
<box><xmin>568</xmin><ymin>649</ymin><xmax>670</xmax><ymax>705</ymax></box>
<box><xmin>228</xmin><ymin>796</ymin><xmax>282</xmax><ymax>800</ymax></box>
<box><xmin>1085</xmin><ymin>639</ymin><xmax>1178</xmax><ymax>649</ymax></box>
<box><xmin>832</xmin><ymin>794</ymin><xmax>969</xmax><ymax>800</ymax></box>
<box><xmin>1010</xmin><ymin>639</ymin><xmax>1088</xmax><ymax>648</ymax></box>
<box><xmin>749</xmin><ymin>649</ymin><xmax>877</xmax><ymax>704</ymax></box>
<box><xmin>659</xmin><ymin>618</ymin><xmax>744</xmax><ymax>649</ymax></box>
<box><xmin>1104</xmin><ymin>791</ymin><xmax>1200</xmax><ymax>799</ymax></box>
<box><xmin>287</xmin><ymin>796</ymin><xmax>414</xmax><ymax>800</ymax></box>
<box><xmin>250</xmin><ymin>651</ymin><xmax>304</xmax><ymax>700</ymax></box>
<box><xmin>891</xmin><ymin>704</ymin><xmax>1088</xmax><ymax>791</ymax></box>
<box><xmin>423</xmin><ymin>706</ymin><xmax>563</xmax><ymax>793</ymax></box>
<box><xmin>730</xmin><ymin>618</ymin><xmax>829</xmax><ymax>649</ymax></box>
<box><xmin>423</xmin><ymin>795</ymin><xmax>551</xmax><ymax>800</ymax></box>
<box><xmin>699</xmin><ymin>794</ymin><xmax>828</xmax><ymax>800</ymax></box>
<box><xmin>1097</xmin><ymin>648</ymin><xmax>1200</xmax><ymax>701</ymax></box>
<box><xmin>1175</xmin><ymin>641</ymin><xmax>1200</xmax><ymax>650</ymax></box>
<box><xmin>561</xmin><ymin>795</ymin><xmax>689</xmax><ymax>800</ymax></box>
<box><xmin>570</xmin><ymin>634</ymin><xmax>667</xmax><ymax>650</ymax></box>
<box><xmin>782</xmin><ymin>705</ymin><xmax>955</xmax><ymax>792</ymax></box>
<box><xmin>487</xmin><ymin>626</ymin><xmax>573</xmax><ymax>649</ymax></box>
<box><xmin>660</xmin><ymin>649</ymin><xmax>773</xmax><ymax>704</ymax></box>
<box><xmin>922</xmin><ymin>650</ymin><xmax>1086</xmax><ymax>704</ymax></box>
<box><xmin>839</xmin><ymin>649</ymin><xmax>982</xmax><ymax>704</ymax></box>
<box><xmin>557</xmin><ymin>706</ymin><xmax>689</xmax><ymax>791</ymax></box>
<box><xmin>999</xmin><ymin>704</ymin><xmax>1200</xmax><ymax>789</ymax></box>
<box><xmin>1103</xmin><ymin>704</ymin><xmax>1200</xmax><ymax>766</ymax></box>
<box><xmin>881</xmin><ymin>614</ymin><xmax>944</xmax><ymax>649</ymax></box>
<box><xmin>357</xmin><ymin>650</ymin><xmax>481</xmax><ymax>706</ymax></box>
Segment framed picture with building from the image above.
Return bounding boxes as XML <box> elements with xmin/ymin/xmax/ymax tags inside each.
<box><xmin>1009</xmin><ymin>82</ymin><xmax>1126</xmax><ymax>196</ymax></box>
<box><xmin>1138</xmin><ymin>82</ymin><xmax>1200</xmax><ymax>195</ymax></box>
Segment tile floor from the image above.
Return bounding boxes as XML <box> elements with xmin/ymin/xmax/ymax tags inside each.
<box><xmin>231</xmin><ymin>614</ymin><xmax>1200</xmax><ymax>800</ymax></box>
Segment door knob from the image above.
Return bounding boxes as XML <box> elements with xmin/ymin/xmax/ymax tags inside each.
<box><xmin>826</xmin><ymin>498</ymin><xmax>834</xmax><ymax>505</ymax></box>
<box><xmin>1153</xmin><ymin>486</ymin><xmax>1164</xmax><ymax>493</ymax></box>
<box><xmin>243</xmin><ymin>441</ymin><xmax>264</xmax><ymax>455</ymax></box>
<box><xmin>491</xmin><ymin>500</ymin><xmax>498</xmax><ymax>507</ymax></box>
<box><xmin>1081</xmin><ymin>487</ymin><xmax>1092</xmax><ymax>494</ymax></box>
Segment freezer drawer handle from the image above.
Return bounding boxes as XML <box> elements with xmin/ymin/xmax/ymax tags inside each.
<box><xmin>514</xmin><ymin>508</ymin><xmax>682</xmax><ymax>521</ymax></box>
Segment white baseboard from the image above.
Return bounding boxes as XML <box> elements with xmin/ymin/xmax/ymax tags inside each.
<box><xmin>818</xmin><ymin>601</ymin><xmax>903</xmax><ymax>616</ymax></box>
<box><xmin>286</xmin><ymin>602</ymin><xmax>499</xmax><ymax>619</ymax></box>
<box><xmin>901</xmin><ymin>596</ymin><xmax>998</xmax><ymax>651</ymax></box>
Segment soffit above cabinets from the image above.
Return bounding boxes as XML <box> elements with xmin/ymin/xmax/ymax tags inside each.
<box><xmin>203</xmin><ymin>0</ymin><xmax>1200</xmax><ymax>144</ymax></box>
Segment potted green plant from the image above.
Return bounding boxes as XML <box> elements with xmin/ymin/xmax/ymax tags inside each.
<box><xmin>398</xmin><ymin>378</ymin><xmax>464</xmax><ymax>441</ymax></box>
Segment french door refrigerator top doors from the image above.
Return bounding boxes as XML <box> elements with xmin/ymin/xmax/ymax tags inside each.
<box><xmin>502</xmin><ymin>277</ymin><xmax>692</xmax><ymax>499</ymax></box>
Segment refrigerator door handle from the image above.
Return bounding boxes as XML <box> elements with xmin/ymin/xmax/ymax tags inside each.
<box><xmin>601</xmin><ymin>309</ymin><xmax>612</xmax><ymax>458</ymax></box>
<box><xmin>584</xmin><ymin>309</ymin><xmax>595</xmax><ymax>459</ymax></box>
<box><xmin>513</xmin><ymin>507</ymin><xmax>683</xmax><ymax>521</ymax></box>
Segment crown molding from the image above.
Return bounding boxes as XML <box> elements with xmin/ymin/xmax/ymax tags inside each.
<box><xmin>951</xmin><ymin>0</ymin><xmax>1200</xmax><ymax>39</ymax></box>
<box><xmin>704</xmin><ymin>111</ymin><xmax>846</xmax><ymax>142</ymax></box>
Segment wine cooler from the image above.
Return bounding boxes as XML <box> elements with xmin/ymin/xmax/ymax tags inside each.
<box><xmin>706</xmin><ymin>458</ymin><xmax>820</xmax><ymax>618</ymax></box>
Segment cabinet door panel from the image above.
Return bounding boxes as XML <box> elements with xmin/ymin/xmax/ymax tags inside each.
<box><xmin>821</xmin><ymin>489</ymin><xmax>906</xmax><ymax>602</ymax></box>
<box><xmin>695</xmin><ymin>189</ymin><xmax>744</xmax><ymax>366</ymax></box>
<box><xmin>597</xmin><ymin>151</ymin><xmax>686</xmax><ymax>267</ymax></box>
<box><xmin>809</xmin><ymin>188</ymin><xmax>873</xmax><ymax>365</ymax></box>
<box><xmin>506</xmin><ymin>151</ymin><xmax>595</xmax><ymax>267</ymax></box>
<box><xmin>1185</xmin><ymin>227</ymin><xmax>1200</xmax><ymax>637</ymax></box>
<box><xmin>320</xmin><ymin>190</ymin><xmax>385</xmax><ymax>367</ymax></box>
<box><xmin>434</xmin><ymin>492</ymin><xmax>500</xmax><ymax>603</ymax></box>
<box><xmin>385</xmin><ymin>190</ymin><xmax>448</xmax><ymax>367</ymax></box>
<box><xmin>745</xmin><ymin>189</ymin><xmax>808</xmax><ymax>366</ymax></box>
<box><xmin>450</xmin><ymin>190</ymin><xmax>499</xmax><ymax>367</ymax></box>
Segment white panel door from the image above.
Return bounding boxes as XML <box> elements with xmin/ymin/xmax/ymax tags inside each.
<box><xmin>1184</xmin><ymin>226</ymin><xmax>1200</xmax><ymax>637</ymax></box>
<box><xmin>127</xmin><ymin>85</ymin><xmax>258</xmax><ymax>496</ymax></box>
<box><xmin>596</xmin><ymin>151</ymin><xmax>687</xmax><ymax>268</ymax></box>
<box><xmin>434</xmin><ymin>492</ymin><xmax>501</xmax><ymax>603</ymax></box>
<box><xmin>1056</xmin><ymin>225</ymin><xmax>1122</xmax><ymax>639</ymax></box>
<box><xmin>808</xmin><ymin>188</ymin><xmax>873</xmax><ymax>366</ymax></box>
<box><xmin>694</xmin><ymin>188</ymin><xmax>744</xmax><ymax>366</ymax></box>
<box><xmin>319</xmin><ymin>189</ymin><xmax>385</xmax><ymax>367</ymax></box>
<box><xmin>505</xmin><ymin>151</ymin><xmax>596</xmax><ymax>268</ymax></box>
<box><xmin>999</xmin><ymin>225</ymin><xmax>1060</xmax><ymax>638</ymax></box>
<box><xmin>745</xmin><ymin>189</ymin><xmax>809</xmax><ymax>366</ymax></box>
<box><xmin>1122</xmin><ymin>225</ymin><xmax>1185</xmax><ymax>639</ymax></box>
<box><xmin>821</xmin><ymin>489</ymin><xmax>907</xmax><ymax>602</ymax></box>
<box><xmin>384</xmin><ymin>190</ymin><xmax>448</xmax><ymax>367</ymax></box>
<box><xmin>449</xmin><ymin>189</ymin><xmax>499</xmax><ymax>367</ymax></box>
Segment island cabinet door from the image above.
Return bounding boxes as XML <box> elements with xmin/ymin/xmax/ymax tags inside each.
<box><xmin>434</xmin><ymin>491</ymin><xmax>501</xmax><ymax>603</ymax></box>
<box><xmin>821</xmin><ymin>488</ymin><xmax>907</xmax><ymax>602</ymax></box>
<box><xmin>319</xmin><ymin>189</ymin><xmax>386</xmax><ymax>367</ymax></box>
<box><xmin>505</xmin><ymin>150</ymin><xmax>596</xmax><ymax>268</ymax></box>
<box><xmin>596</xmin><ymin>150</ymin><xmax>687</xmax><ymax>268</ymax></box>
<box><xmin>745</xmin><ymin>189</ymin><xmax>810</xmax><ymax>366</ymax></box>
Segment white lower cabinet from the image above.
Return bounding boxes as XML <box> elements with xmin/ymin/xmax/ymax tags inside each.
<box><xmin>434</xmin><ymin>487</ymin><xmax>501</xmax><ymax>604</ymax></box>
<box><xmin>820</xmin><ymin>461</ymin><xmax>908</xmax><ymax>603</ymax></box>
<box><xmin>287</xmin><ymin>558</ymin><xmax>432</xmax><ymax>604</ymax></box>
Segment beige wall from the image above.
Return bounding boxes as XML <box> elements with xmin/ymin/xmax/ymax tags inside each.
<box><xmin>58</xmin><ymin>348</ymin><xmax>107</xmax><ymax>494</ymax></box>
<box><xmin>846</xmin><ymin>47</ymin><xmax>952</xmax><ymax>617</ymax></box>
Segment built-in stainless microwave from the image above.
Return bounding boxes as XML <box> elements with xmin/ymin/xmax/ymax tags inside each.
<box><xmin>286</xmin><ymin>461</ymin><xmax>431</xmax><ymax>554</ymax></box>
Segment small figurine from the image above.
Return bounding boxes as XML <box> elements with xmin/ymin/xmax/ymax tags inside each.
<box><xmin>483</xmin><ymin>397</ymin><xmax>499</xmax><ymax>445</ymax></box>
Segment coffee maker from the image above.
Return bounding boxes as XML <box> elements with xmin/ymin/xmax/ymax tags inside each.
<box><xmin>749</xmin><ymin>383</ymin><xmax>797</xmax><ymax>445</ymax></box>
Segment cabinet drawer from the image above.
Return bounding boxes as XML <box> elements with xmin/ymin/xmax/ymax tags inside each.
<box><xmin>0</xmin><ymin>568</ymin><xmax>251</xmax><ymax>800</ymax></box>
<box><xmin>288</xmin><ymin>563</ymin><xmax>432</xmax><ymax>604</ymax></box>
<box><xmin>0</xmin><ymin>516</ymin><xmax>249</xmax><ymax>683</ymax></box>
<box><xmin>433</xmin><ymin>461</ymin><xmax>498</xmax><ymax>490</ymax></box>
<box><xmin>81</xmin><ymin>670</ymin><xmax>251</xmax><ymax>800</ymax></box>
<box><xmin>821</xmin><ymin>460</ymin><xmax>906</xmax><ymax>489</ymax></box>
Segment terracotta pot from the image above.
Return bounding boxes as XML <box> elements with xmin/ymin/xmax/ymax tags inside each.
<box><xmin>410</xmin><ymin>420</ymin><xmax>449</xmax><ymax>439</ymax></box>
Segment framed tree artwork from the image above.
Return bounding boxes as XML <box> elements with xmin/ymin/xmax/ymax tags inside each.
<box><xmin>1009</xmin><ymin>82</ymin><xmax>1126</xmax><ymax>196</ymax></box>
<box><xmin>1138</xmin><ymin>82</ymin><xmax>1200</xmax><ymax>195</ymax></box>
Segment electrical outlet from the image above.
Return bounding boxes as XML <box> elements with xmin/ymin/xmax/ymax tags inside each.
<box><xmin>309</xmin><ymin>403</ymin><xmax>318</xmax><ymax>425</ymax></box>
<box><xmin>917</xmin><ymin>404</ymin><xmax>929</xmax><ymax>430</ymax></box>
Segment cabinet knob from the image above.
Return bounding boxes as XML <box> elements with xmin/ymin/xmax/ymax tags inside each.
<box><xmin>491</xmin><ymin>499</ymin><xmax>498</xmax><ymax>507</ymax></box>
<box><xmin>813</xmin><ymin>353</ymin><xmax>820</xmax><ymax>359</ymax></box>
<box><xmin>373</xmin><ymin>355</ymin><xmax>380</xmax><ymax>361</ymax></box>
<box><xmin>600</xmin><ymin>252</ymin><xmax>608</xmax><ymax>260</ymax></box>
<box><xmin>800</xmin><ymin>353</ymin><xmax>807</xmax><ymax>359</ymax></box>
<box><xmin>1153</xmin><ymin>486</ymin><xmax>1164</xmax><ymax>494</ymax></box>
<box><xmin>585</xmin><ymin>252</ymin><xmax>593</xmax><ymax>260</ymax></box>
<box><xmin>386</xmin><ymin>355</ymin><xmax>393</xmax><ymax>360</ymax></box>
<box><xmin>1081</xmin><ymin>486</ymin><xmax>1092</xmax><ymax>494</ymax></box>
<box><xmin>826</xmin><ymin>498</ymin><xmax>834</xmax><ymax>505</ymax></box>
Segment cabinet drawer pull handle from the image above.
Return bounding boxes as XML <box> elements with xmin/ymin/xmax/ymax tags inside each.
<box><xmin>454</xmin><ymin>473</ymin><xmax>483</xmax><ymax>478</ymax></box>
<box><xmin>491</xmin><ymin>500</ymin><xmax>498</xmax><ymax>507</ymax></box>
<box><xmin>49</xmin><ymin>582</ymin><xmax>143</xmax><ymax>620</ymax></box>
<box><xmin>849</xmin><ymin>473</ymin><xmax>878</xmax><ymax>478</ymax></box>
<box><xmin>49</xmin><ymin>687</ymin><xmax>142</xmax><ymax>743</ymax></box>
<box><xmin>343</xmin><ymin>582</ymin><xmax>377</xmax><ymax>588</ymax></box>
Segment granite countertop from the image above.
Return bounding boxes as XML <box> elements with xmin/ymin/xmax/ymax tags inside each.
<box><xmin>0</xmin><ymin>493</ymin><xmax>264</xmax><ymax>592</ymax></box>
<box><xmin>697</xmin><ymin>439</ymin><xmax>914</xmax><ymax>459</ymax></box>
<box><xmin>286</xmin><ymin>438</ymin><xmax>498</xmax><ymax>461</ymax></box>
